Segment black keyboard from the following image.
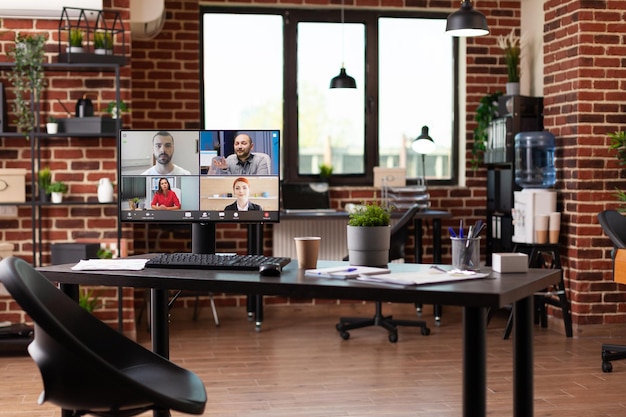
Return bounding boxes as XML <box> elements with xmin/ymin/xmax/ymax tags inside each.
<box><xmin>145</xmin><ymin>253</ymin><xmax>291</xmax><ymax>271</ymax></box>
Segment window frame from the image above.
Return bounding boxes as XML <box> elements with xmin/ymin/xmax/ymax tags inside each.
<box><xmin>199</xmin><ymin>6</ymin><xmax>460</xmax><ymax>187</ymax></box>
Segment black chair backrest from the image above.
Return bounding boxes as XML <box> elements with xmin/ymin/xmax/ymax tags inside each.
<box><xmin>598</xmin><ymin>210</ymin><xmax>626</xmax><ymax>249</ymax></box>
<box><xmin>0</xmin><ymin>256</ymin><xmax>206</xmax><ymax>416</ymax></box>
<box><xmin>389</xmin><ymin>204</ymin><xmax>422</xmax><ymax>262</ymax></box>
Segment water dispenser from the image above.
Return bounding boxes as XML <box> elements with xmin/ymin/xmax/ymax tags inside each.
<box><xmin>512</xmin><ymin>131</ymin><xmax>558</xmax><ymax>244</ymax></box>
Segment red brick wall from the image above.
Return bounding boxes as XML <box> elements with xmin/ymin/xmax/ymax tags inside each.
<box><xmin>2</xmin><ymin>0</ymin><xmax>626</xmax><ymax>331</ymax></box>
<box><xmin>542</xmin><ymin>0</ymin><xmax>626</xmax><ymax>326</ymax></box>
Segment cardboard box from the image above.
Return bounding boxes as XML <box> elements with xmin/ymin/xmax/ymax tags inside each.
<box><xmin>0</xmin><ymin>169</ymin><xmax>26</xmax><ymax>203</ymax></box>
<box><xmin>58</xmin><ymin>117</ymin><xmax>119</xmax><ymax>134</ymax></box>
<box><xmin>492</xmin><ymin>252</ymin><xmax>528</xmax><ymax>273</ymax></box>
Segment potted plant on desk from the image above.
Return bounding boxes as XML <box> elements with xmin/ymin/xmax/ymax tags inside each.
<box><xmin>346</xmin><ymin>202</ymin><xmax>391</xmax><ymax>267</ymax></box>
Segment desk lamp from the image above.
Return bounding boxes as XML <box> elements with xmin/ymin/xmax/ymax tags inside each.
<box><xmin>411</xmin><ymin>126</ymin><xmax>436</xmax><ymax>186</ymax></box>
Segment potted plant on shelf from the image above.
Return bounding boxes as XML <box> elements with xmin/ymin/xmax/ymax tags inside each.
<box><xmin>68</xmin><ymin>28</ymin><xmax>84</xmax><ymax>53</ymax></box>
<box><xmin>106</xmin><ymin>100</ymin><xmax>129</xmax><ymax>119</ymax></box>
<box><xmin>471</xmin><ymin>91</ymin><xmax>503</xmax><ymax>168</ymax></box>
<box><xmin>497</xmin><ymin>29</ymin><xmax>521</xmax><ymax>95</ymax></box>
<box><xmin>346</xmin><ymin>202</ymin><xmax>391</xmax><ymax>267</ymax></box>
<box><xmin>94</xmin><ymin>32</ymin><xmax>113</xmax><ymax>55</ymax></box>
<box><xmin>38</xmin><ymin>166</ymin><xmax>51</xmax><ymax>202</ymax></box>
<box><xmin>46</xmin><ymin>116</ymin><xmax>58</xmax><ymax>134</ymax></box>
<box><xmin>609</xmin><ymin>130</ymin><xmax>626</xmax><ymax>210</ymax></box>
<box><xmin>48</xmin><ymin>181</ymin><xmax>68</xmax><ymax>204</ymax></box>
<box><xmin>6</xmin><ymin>33</ymin><xmax>47</xmax><ymax>136</ymax></box>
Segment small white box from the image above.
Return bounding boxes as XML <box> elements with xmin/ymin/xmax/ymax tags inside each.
<box><xmin>492</xmin><ymin>252</ymin><xmax>528</xmax><ymax>273</ymax></box>
<box><xmin>0</xmin><ymin>169</ymin><xmax>26</xmax><ymax>203</ymax></box>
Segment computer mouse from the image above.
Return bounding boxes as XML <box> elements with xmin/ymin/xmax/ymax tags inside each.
<box><xmin>259</xmin><ymin>262</ymin><xmax>282</xmax><ymax>276</ymax></box>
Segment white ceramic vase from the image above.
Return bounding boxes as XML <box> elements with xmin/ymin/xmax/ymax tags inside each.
<box><xmin>98</xmin><ymin>178</ymin><xmax>114</xmax><ymax>203</ymax></box>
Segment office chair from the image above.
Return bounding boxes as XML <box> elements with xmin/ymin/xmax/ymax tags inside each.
<box><xmin>598</xmin><ymin>209</ymin><xmax>626</xmax><ymax>372</ymax></box>
<box><xmin>0</xmin><ymin>256</ymin><xmax>207</xmax><ymax>416</ymax></box>
<box><xmin>336</xmin><ymin>204</ymin><xmax>431</xmax><ymax>343</ymax></box>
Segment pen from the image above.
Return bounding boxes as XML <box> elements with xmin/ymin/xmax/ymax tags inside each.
<box><xmin>459</xmin><ymin>220</ymin><xmax>464</xmax><ymax>238</ymax></box>
<box><xmin>448</xmin><ymin>227</ymin><xmax>457</xmax><ymax>238</ymax></box>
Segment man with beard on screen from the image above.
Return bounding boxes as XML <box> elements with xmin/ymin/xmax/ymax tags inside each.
<box><xmin>142</xmin><ymin>131</ymin><xmax>191</xmax><ymax>175</ymax></box>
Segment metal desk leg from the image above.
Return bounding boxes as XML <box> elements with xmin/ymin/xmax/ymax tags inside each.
<box><xmin>463</xmin><ymin>306</ymin><xmax>487</xmax><ymax>417</ymax></box>
<box><xmin>150</xmin><ymin>288</ymin><xmax>170</xmax><ymax>417</ymax></box>
<box><xmin>59</xmin><ymin>283</ymin><xmax>79</xmax><ymax>417</ymax></box>
<box><xmin>432</xmin><ymin>218</ymin><xmax>443</xmax><ymax>321</ymax></box>
<box><xmin>513</xmin><ymin>296</ymin><xmax>534</xmax><ymax>417</ymax></box>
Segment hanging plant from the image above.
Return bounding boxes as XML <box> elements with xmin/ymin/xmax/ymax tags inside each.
<box><xmin>6</xmin><ymin>33</ymin><xmax>47</xmax><ymax>136</ymax></box>
<box><xmin>471</xmin><ymin>91</ymin><xmax>503</xmax><ymax>169</ymax></box>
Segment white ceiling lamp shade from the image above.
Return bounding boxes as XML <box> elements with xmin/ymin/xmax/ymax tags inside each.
<box><xmin>130</xmin><ymin>0</ymin><xmax>166</xmax><ymax>40</ymax></box>
<box><xmin>446</xmin><ymin>0</ymin><xmax>489</xmax><ymax>37</ymax></box>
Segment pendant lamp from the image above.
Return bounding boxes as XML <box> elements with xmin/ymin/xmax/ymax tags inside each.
<box><xmin>330</xmin><ymin>0</ymin><xmax>356</xmax><ymax>89</ymax></box>
<box><xmin>446</xmin><ymin>0</ymin><xmax>489</xmax><ymax>37</ymax></box>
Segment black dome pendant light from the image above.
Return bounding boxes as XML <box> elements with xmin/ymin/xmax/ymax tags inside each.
<box><xmin>446</xmin><ymin>0</ymin><xmax>489</xmax><ymax>37</ymax></box>
<box><xmin>330</xmin><ymin>0</ymin><xmax>356</xmax><ymax>89</ymax></box>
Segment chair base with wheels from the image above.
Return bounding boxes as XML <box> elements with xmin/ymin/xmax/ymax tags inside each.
<box><xmin>602</xmin><ymin>344</ymin><xmax>626</xmax><ymax>373</ymax></box>
<box><xmin>335</xmin><ymin>204</ymin><xmax>431</xmax><ymax>343</ymax></box>
<box><xmin>336</xmin><ymin>301</ymin><xmax>430</xmax><ymax>343</ymax></box>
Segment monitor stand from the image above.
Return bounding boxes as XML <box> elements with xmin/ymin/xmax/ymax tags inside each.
<box><xmin>192</xmin><ymin>223</ymin><xmax>216</xmax><ymax>254</ymax></box>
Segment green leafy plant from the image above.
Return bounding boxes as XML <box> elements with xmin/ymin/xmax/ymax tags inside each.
<box><xmin>79</xmin><ymin>289</ymin><xmax>99</xmax><ymax>313</ymax></box>
<box><xmin>319</xmin><ymin>163</ymin><xmax>333</xmax><ymax>181</ymax></box>
<box><xmin>69</xmin><ymin>28</ymin><xmax>83</xmax><ymax>48</ymax></box>
<box><xmin>471</xmin><ymin>91</ymin><xmax>503</xmax><ymax>168</ymax></box>
<box><xmin>106</xmin><ymin>100</ymin><xmax>129</xmax><ymax>118</ymax></box>
<box><xmin>94</xmin><ymin>32</ymin><xmax>113</xmax><ymax>50</ymax></box>
<box><xmin>38</xmin><ymin>166</ymin><xmax>51</xmax><ymax>195</ymax></box>
<box><xmin>348</xmin><ymin>202</ymin><xmax>391</xmax><ymax>227</ymax></box>
<box><xmin>47</xmin><ymin>116</ymin><xmax>57</xmax><ymax>123</ymax></box>
<box><xmin>6</xmin><ymin>33</ymin><xmax>47</xmax><ymax>136</ymax></box>
<box><xmin>97</xmin><ymin>247</ymin><xmax>114</xmax><ymax>259</ymax></box>
<box><xmin>47</xmin><ymin>181</ymin><xmax>68</xmax><ymax>194</ymax></box>
<box><xmin>609</xmin><ymin>130</ymin><xmax>626</xmax><ymax>210</ymax></box>
<box><xmin>497</xmin><ymin>29</ymin><xmax>521</xmax><ymax>83</ymax></box>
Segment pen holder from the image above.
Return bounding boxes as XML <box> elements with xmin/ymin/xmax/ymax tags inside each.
<box><xmin>451</xmin><ymin>237</ymin><xmax>481</xmax><ymax>272</ymax></box>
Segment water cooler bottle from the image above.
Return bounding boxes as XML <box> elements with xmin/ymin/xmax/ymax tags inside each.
<box><xmin>512</xmin><ymin>131</ymin><xmax>557</xmax><ymax>244</ymax></box>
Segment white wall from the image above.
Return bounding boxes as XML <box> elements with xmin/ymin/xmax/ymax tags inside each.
<box><xmin>521</xmin><ymin>0</ymin><xmax>545</xmax><ymax>97</ymax></box>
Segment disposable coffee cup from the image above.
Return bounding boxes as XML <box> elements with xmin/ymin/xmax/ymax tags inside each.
<box><xmin>535</xmin><ymin>215</ymin><xmax>549</xmax><ymax>244</ymax></box>
<box><xmin>549</xmin><ymin>212</ymin><xmax>561</xmax><ymax>244</ymax></box>
<box><xmin>451</xmin><ymin>237</ymin><xmax>480</xmax><ymax>271</ymax></box>
<box><xmin>294</xmin><ymin>237</ymin><xmax>321</xmax><ymax>269</ymax></box>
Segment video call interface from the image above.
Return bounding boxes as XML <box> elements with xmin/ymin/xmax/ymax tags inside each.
<box><xmin>118</xmin><ymin>129</ymin><xmax>281</xmax><ymax>223</ymax></box>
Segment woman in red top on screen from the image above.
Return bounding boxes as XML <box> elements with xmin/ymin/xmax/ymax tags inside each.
<box><xmin>151</xmin><ymin>178</ymin><xmax>181</xmax><ymax>210</ymax></box>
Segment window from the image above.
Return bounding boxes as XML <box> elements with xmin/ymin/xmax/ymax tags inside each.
<box><xmin>201</xmin><ymin>7</ymin><xmax>459</xmax><ymax>185</ymax></box>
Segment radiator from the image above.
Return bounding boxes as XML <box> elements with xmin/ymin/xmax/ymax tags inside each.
<box><xmin>272</xmin><ymin>218</ymin><xmax>348</xmax><ymax>260</ymax></box>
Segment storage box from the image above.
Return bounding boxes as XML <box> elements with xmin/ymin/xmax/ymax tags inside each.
<box><xmin>51</xmin><ymin>243</ymin><xmax>101</xmax><ymax>265</ymax></box>
<box><xmin>0</xmin><ymin>243</ymin><xmax>13</xmax><ymax>296</ymax></box>
<box><xmin>492</xmin><ymin>252</ymin><xmax>528</xmax><ymax>273</ymax></box>
<box><xmin>58</xmin><ymin>117</ymin><xmax>119</xmax><ymax>134</ymax></box>
<box><xmin>0</xmin><ymin>169</ymin><xmax>26</xmax><ymax>203</ymax></box>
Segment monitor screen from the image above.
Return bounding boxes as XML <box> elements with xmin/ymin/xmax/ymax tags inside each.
<box><xmin>118</xmin><ymin>129</ymin><xmax>281</xmax><ymax>223</ymax></box>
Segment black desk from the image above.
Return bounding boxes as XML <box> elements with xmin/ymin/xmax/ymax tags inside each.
<box><xmin>39</xmin><ymin>260</ymin><xmax>559</xmax><ymax>417</ymax></box>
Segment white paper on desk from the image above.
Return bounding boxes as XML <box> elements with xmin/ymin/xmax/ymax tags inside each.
<box><xmin>71</xmin><ymin>259</ymin><xmax>149</xmax><ymax>271</ymax></box>
<box><xmin>305</xmin><ymin>266</ymin><xmax>391</xmax><ymax>279</ymax></box>
<box><xmin>356</xmin><ymin>270</ymin><xmax>490</xmax><ymax>285</ymax></box>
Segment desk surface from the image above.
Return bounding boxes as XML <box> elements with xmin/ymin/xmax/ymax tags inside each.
<box><xmin>39</xmin><ymin>260</ymin><xmax>559</xmax><ymax>309</ymax></box>
<box><xmin>280</xmin><ymin>209</ymin><xmax>452</xmax><ymax>220</ymax></box>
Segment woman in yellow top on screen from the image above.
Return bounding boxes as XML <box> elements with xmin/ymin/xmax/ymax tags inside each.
<box><xmin>224</xmin><ymin>177</ymin><xmax>262</xmax><ymax>211</ymax></box>
<box><xmin>151</xmin><ymin>178</ymin><xmax>181</xmax><ymax>210</ymax></box>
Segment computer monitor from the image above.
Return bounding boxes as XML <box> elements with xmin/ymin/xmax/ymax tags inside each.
<box><xmin>118</xmin><ymin>129</ymin><xmax>281</xmax><ymax>225</ymax></box>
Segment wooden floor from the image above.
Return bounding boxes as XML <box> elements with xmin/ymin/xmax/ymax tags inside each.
<box><xmin>1</xmin><ymin>302</ymin><xmax>626</xmax><ymax>417</ymax></box>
